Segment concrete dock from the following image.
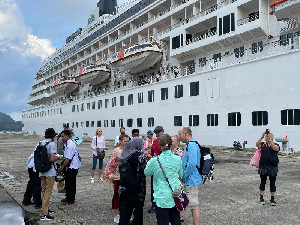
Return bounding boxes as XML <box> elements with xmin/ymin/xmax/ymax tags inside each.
<box><xmin>0</xmin><ymin>133</ymin><xmax>299</xmax><ymax>224</ymax></box>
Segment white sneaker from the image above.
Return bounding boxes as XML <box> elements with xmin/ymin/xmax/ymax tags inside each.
<box><xmin>113</xmin><ymin>215</ymin><xmax>120</xmax><ymax>223</ymax></box>
<box><xmin>99</xmin><ymin>177</ymin><xmax>103</xmax><ymax>182</ymax></box>
<box><xmin>91</xmin><ymin>178</ymin><xmax>95</xmax><ymax>183</ymax></box>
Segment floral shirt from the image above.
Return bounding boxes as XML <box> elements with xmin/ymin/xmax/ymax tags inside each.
<box><xmin>103</xmin><ymin>147</ymin><xmax>123</xmax><ymax>181</ymax></box>
<box><xmin>172</xmin><ymin>147</ymin><xmax>183</xmax><ymax>158</ymax></box>
<box><xmin>144</xmin><ymin>138</ymin><xmax>154</xmax><ymax>152</ymax></box>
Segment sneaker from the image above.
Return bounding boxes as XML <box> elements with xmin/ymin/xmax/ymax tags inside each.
<box><xmin>39</xmin><ymin>214</ymin><xmax>54</xmax><ymax>221</ymax></box>
<box><xmin>91</xmin><ymin>178</ymin><xmax>95</xmax><ymax>183</ymax></box>
<box><xmin>113</xmin><ymin>215</ymin><xmax>120</xmax><ymax>223</ymax></box>
<box><xmin>63</xmin><ymin>201</ymin><xmax>75</xmax><ymax>205</ymax></box>
<box><xmin>148</xmin><ymin>206</ymin><xmax>156</xmax><ymax>213</ymax></box>
<box><xmin>270</xmin><ymin>199</ymin><xmax>277</xmax><ymax>206</ymax></box>
<box><xmin>260</xmin><ymin>198</ymin><xmax>265</xmax><ymax>205</ymax></box>
<box><xmin>130</xmin><ymin>215</ymin><xmax>134</xmax><ymax>222</ymax></box>
<box><xmin>99</xmin><ymin>177</ymin><xmax>103</xmax><ymax>182</ymax></box>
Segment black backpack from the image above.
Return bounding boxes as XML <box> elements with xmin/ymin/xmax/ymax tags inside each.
<box><xmin>34</xmin><ymin>142</ymin><xmax>52</xmax><ymax>173</ymax></box>
<box><xmin>186</xmin><ymin>140</ymin><xmax>214</xmax><ymax>183</ymax></box>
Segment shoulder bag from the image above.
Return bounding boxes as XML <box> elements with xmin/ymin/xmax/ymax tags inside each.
<box><xmin>96</xmin><ymin>137</ymin><xmax>105</xmax><ymax>160</ymax></box>
<box><xmin>157</xmin><ymin>156</ymin><xmax>189</xmax><ymax>211</ymax></box>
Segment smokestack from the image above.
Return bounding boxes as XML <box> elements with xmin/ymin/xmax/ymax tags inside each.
<box><xmin>97</xmin><ymin>0</ymin><xmax>117</xmax><ymax>17</ymax></box>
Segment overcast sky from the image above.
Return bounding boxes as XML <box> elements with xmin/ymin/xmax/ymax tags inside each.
<box><xmin>0</xmin><ymin>0</ymin><xmax>127</xmax><ymax>121</ymax></box>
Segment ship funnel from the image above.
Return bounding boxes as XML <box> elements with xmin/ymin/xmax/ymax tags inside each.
<box><xmin>97</xmin><ymin>0</ymin><xmax>117</xmax><ymax>17</ymax></box>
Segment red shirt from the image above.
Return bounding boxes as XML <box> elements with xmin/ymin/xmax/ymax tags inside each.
<box><xmin>150</xmin><ymin>139</ymin><xmax>161</xmax><ymax>156</ymax></box>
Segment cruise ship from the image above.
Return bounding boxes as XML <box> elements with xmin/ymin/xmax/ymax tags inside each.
<box><xmin>22</xmin><ymin>0</ymin><xmax>300</xmax><ymax>150</ymax></box>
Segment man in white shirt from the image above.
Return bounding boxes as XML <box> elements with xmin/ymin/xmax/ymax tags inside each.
<box><xmin>58</xmin><ymin>129</ymin><xmax>81</xmax><ymax>205</ymax></box>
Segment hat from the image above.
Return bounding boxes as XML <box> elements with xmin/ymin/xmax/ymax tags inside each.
<box><xmin>153</xmin><ymin>126</ymin><xmax>164</xmax><ymax>133</ymax></box>
<box><xmin>45</xmin><ymin>128</ymin><xmax>56</xmax><ymax>138</ymax></box>
<box><xmin>147</xmin><ymin>130</ymin><xmax>154</xmax><ymax>135</ymax></box>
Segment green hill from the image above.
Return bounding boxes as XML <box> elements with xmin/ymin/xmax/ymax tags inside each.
<box><xmin>0</xmin><ymin>112</ymin><xmax>22</xmax><ymax>131</ymax></box>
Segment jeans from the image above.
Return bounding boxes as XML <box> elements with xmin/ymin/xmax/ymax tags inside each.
<box><xmin>92</xmin><ymin>154</ymin><xmax>103</xmax><ymax>170</ymax></box>
<box><xmin>23</xmin><ymin>168</ymin><xmax>42</xmax><ymax>207</ymax></box>
<box><xmin>155</xmin><ymin>206</ymin><xmax>180</xmax><ymax>225</ymax></box>
<box><xmin>65</xmin><ymin>168</ymin><xmax>78</xmax><ymax>201</ymax></box>
<box><xmin>260</xmin><ymin>174</ymin><xmax>277</xmax><ymax>192</ymax></box>
<box><xmin>40</xmin><ymin>177</ymin><xmax>55</xmax><ymax>216</ymax></box>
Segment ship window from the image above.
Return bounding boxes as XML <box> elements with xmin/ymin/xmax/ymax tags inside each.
<box><xmin>76</xmin><ymin>122</ymin><xmax>78</xmax><ymax>128</ymax></box>
<box><xmin>228</xmin><ymin>112</ymin><xmax>241</xmax><ymax>126</ymax></box>
<box><xmin>189</xmin><ymin>115</ymin><xmax>199</xmax><ymax>126</ymax></box>
<box><xmin>119</xmin><ymin>119</ymin><xmax>123</xmax><ymax>127</ymax></box>
<box><xmin>213</xmin><ymin>53</ymin><xmax>221</xmax><ymax>62</ymax></box>
<box><xmin>72</xmin><ymin>105</ymin><xmax>75</xmax><ymax>112</ymax></box>
<box><xmin>148</xmin><ymin>117</ymin><xmax>154</xmax><ymax>127</ymax></box>
<box><xmin>219</xmin><ymin>13</ymin><xmax>235</xmax><ymax>36</ymax></box>
<box><xmin>97</xmin><ymin>120</ymin><xmax>101</xmax><ymax>127</ymax></box>
<box><xmin>172</xmin><ymin>35</ymin><xmax>181</xmax><ymax>49</ymax></box>
<box><xmin>207</xmin><ymin>114</ymin><xmax>219</xmax><ymax>126</ymax></box>
<box><xmin>252</xmin><ymin>111</ymin><xmax>268</xmax><ymax>126</ymax></box>
<box><xmin>174</xmin><ymin>116</ymin><xmax>182</xmax><ymax>126</ymax></box>
<box><xmin>138</xmin><ymin>92</ymin><xmax>143</xmax><ymax>103</ymax></box>
<box><xmin>105</xmin><ymin>99</ymin><xmax>109</xmax><ymax>108</ymax></box>
<box><xmin>112</xmin><ymin>97</ymin><xmax>117</xmax><ymax>107</ymax></box>
<box><xmin>81</xmin><ymin>103</ymin><xmax>84</xmax><ymax>111</ymax></box>
<box><xmin>104</xmin><ymin>120</ymin><xmax>109</xmax><ymax>127</ymax></box>
<box><xmin>175</xmin><ymin>85</ymin><xmax>183</xmax><ymax>99</ymax></box>
<box><xmin>137</xmin><ymin>118</ymin><xmax>142</xmax><ymax>127</ymax></box>
<box><xmin>98</xmin><ymin>100</ymin><xmax>102</xmax><ymax>109</ymax></box>
<box><xmin>87</xmin><ymin>103</ymin><xmax>91</xmax><ymax>111</ymax></box>
<box><xmin>234</xmin><ymin>46</ymin><xmax>244</xmax><ymax>58</ymax></box>
<box><xmin>148</xmin><ymin>90</ymin><xmax>154</xmax><ymax>102</ymax></box>
<box><xmin>71</xmin><ymin>122</ymin><xmax>74</xmax><ymax>128</ymax></box>
<box><xmin>120</xmin><ymin>96</ymin><xmax>124</xmax><ymax>106</ymax></box>
<box><xmin>190</xmin><ymin>82</ymin><xmax>199</xmax><ymax>96</ymax></box>
<box><xmin>81</xmin><ymin>122</ymin><xmax>84</xmax><ymax>128</ymax></box>
<box><xmin>127</xmin><ymin>118</ymin><xmax>133</xmax><ymax>127</ymax></box>
<box><xmin>281</xmin><ymin>109</ymin><xmax>300</xmax><ymax>125</ymax></box>
<box><xmin>92</xmin><ymin>101</ymin><xmax>96</xmax><ymax>109</ymax></box>
<box><xmin>161</xmin><ymin>88</ymin><xmax>168</xmax><ymax>100</ymax></box>
<box><xmin>111</xmin><ymin>120</ymin><xmax>116</xmax><ymax>127</ymax></box>
<box><xmin>77</xmin><ymin>105</ymin><xmax>79</xmax><ymax>112</ymax></box>
<box><xmin>91</xmin><ymin>121</ymin><xmax>95</xmax><ymax>127</ymax></box>
<box><xmin>128</xmin><ymin>94</ymin><xmax>133</xmax><ymax>105</ymax></box>
<box><xmin>86</xmin><ymin>121</ymin><xmax>89</xmax><ymax>127</ymax></box>
<box><xmin>60</xmin><ymin>108</ymin><xmax>62</xmax><ymax>114</ymax></box>
<box><xmin>199</xmin><ymin>57</ymin><xmax>207</xmax><ymax>67</ymax></box>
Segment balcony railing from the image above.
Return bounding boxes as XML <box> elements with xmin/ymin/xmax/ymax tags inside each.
<box><xmin>237</xmin><ymin>12</ymin><xmax>259</xmax><ymax>26</ymax></box>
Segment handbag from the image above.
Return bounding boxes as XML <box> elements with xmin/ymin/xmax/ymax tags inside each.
<box><xmin>250</xmin><ymin>148</ymin><xmax>261</xmax><ymax>168</ymax></box>
<box><xmin>96</xmin><ymin>137</ymin><xmax>105</xmax><ymax>160</ymax></box>
<box><xmin>157</xmin><ymin>156</ymin><xmax>189</xmax><ymax>211</ymax></box>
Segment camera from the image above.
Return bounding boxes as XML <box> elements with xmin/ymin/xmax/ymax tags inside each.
<box><xmin>265</xmin><ymin>129</ymin><xmax>270</xmax><ymax>135</ymax></box>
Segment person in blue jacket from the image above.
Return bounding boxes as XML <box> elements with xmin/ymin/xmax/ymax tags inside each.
<box><xmin>178</xmin><ymin>126</ymin><xmax>202</xmax><ymax>225</ymax></box>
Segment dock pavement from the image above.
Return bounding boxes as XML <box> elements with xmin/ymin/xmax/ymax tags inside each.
<box><xmin>0</xmin><ymin>133</ymin><xmax>299</xmax><ymax>225</ymax></box>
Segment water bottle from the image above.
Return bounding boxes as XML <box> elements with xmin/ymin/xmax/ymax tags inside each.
<box><xmin>153</xmin><ymin>153</ymin><xmax>157</xmax><ymax>158</ymax></box>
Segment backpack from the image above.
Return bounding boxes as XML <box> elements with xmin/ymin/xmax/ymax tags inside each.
<box><xmin>186</xmin><ymin>140</ymin><xmax>214</xmax><ymax>183</ymax></box>
<box><xmin>34</xmin><ymin>141</ymin><xmax>52</xmax><ymax>173</ymax></box>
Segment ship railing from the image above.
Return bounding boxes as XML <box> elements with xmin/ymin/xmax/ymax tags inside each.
<box><xmin>272</xmin><ymin>0</ymin><xmax>296</xmax><ymax>11</ymax></box>
<box><xmin>185</xmin><ymin>30</ymin><xmax>217</xmax><ymax>46</ymax></box>
<box><xmin>237</xmin><ymin>12</ymin><xmax>259</xmax><ymax>26</ymax></box>
<box><xmin>280</xmin><ymin>18</ymin><xmax>299</xmax><ymax>33</ymax></box>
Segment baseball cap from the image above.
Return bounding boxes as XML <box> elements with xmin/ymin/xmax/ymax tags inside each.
<box><xmin>153</xmin><ymin>126</ymin><xmax>164</xmax><ymax>133</ymax></box>
<box><xmin>147</xmin><ymin>130</ymin><xmax>154</xmax><ymax>135</ymax></box>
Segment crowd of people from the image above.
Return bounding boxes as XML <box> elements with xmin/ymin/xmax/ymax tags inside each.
<box><xmin>22</xmin><ymin>124</ymin><xmax>280</xmax><ymax>224</ymax></box>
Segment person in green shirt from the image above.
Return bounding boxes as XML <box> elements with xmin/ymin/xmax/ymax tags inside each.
<box><xmin>144</xmin><ymin>134</ymin><xmax>183</xmax><ymax>225</ymax></box>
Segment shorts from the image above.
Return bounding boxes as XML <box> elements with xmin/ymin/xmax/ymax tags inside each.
<box><xmin>92</xmin><ymin>154</ymin><xmax>103</xmax><ymax>170</ymax></box>
<box><xmin>185</xmin><ymin>185</ymin><xmax>199</xmax><ymax>209</ymax></box>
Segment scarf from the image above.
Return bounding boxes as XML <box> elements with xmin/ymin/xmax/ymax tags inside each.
<box><xmin>119</xmin><ymin>137</ymin><xmax>143</xmax><ymax>162</ymax></box>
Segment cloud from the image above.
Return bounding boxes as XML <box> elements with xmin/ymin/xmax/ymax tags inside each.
<box><xmin>0</xmin><ymin>0</ymin><xmax>55</xmax><ymax>59</ymax></box>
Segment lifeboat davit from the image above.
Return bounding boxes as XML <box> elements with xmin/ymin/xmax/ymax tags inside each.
<box><xmin>75</xmin><ymin>64</ymin><xmax>110</xmax><ymax>85</ymax></box>
<box><xmin>53</xmin><ymin>79</ymin><xmax>78</xmax><ymax>93</ymax></box>
<box><xmin>109</xmin><ymin>43</ymin><xmax>162</xmax><ymax>74</ymax></box>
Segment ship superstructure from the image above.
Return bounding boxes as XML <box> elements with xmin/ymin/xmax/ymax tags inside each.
<box><xmin>23</xmin><ymin>0</ymin><xmax>300</xmax><ymax>150</ymax></box>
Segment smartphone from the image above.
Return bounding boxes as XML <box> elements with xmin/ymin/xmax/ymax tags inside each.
<box><xmin>265</xmin><ymin>129</ymin><xmax>270</xmax><ymax>135</ymax></box>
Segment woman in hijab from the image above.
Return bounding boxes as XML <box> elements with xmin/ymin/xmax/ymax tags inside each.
<box><xmin>118</xmin><ymin>137</ymin><xmax>146</xmax><ymax>225</ymax></box>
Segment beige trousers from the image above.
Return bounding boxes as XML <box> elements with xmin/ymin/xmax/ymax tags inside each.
<box><xmin>40</xmin><ymin>176</ymin><xmax>55</xmax><ymax>216</ymax></box>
